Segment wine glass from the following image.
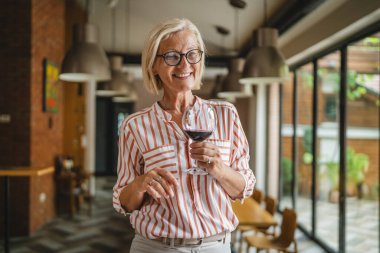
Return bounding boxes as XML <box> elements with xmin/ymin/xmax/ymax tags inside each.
<box><xmin>182</xmin><ymin>103</ymin><xmax>217</xmax><ymax>175</ymax></box>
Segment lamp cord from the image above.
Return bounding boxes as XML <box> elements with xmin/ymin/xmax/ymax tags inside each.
<box><xmin>85</xmin><ymin>0</ymin><xmax>91</xmax><ymax>23</ymax></box>
<box><xmin>234</xmin><ymin>8</ymin><xmax>239</xmax><ymax>52</ymax></box>
<box><xmin>112</xmin><ymin>7</ymin><xmax>116</xmax><ymax>51</ymax></box>
<box><xmin>126</xmin><ymin>0</ymin><xmax>130</xmax><ymax>52</ymax></box>
<box><xmin>263</xmin><ymin>0</ymin><xmax>267</xmax><ymax>27</ymax></box>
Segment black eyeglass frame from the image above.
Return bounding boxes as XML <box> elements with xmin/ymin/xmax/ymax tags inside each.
<box><xmin>156</xmin><ymin>49</ymin><xmax>203</xmax><ymax>66</ymax></box>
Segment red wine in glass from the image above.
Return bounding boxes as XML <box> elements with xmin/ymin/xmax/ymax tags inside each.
<box><xmin>182</xmin><ymin>103</ymin><xmax>217</xmax><ymax>175</ymax></box>
<box><xmin>184</xmin><ymin>130</ymin><xmax>213</xmax><ymax>142</ymax></box>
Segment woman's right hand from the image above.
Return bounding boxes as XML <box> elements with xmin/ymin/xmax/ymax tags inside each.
<box><xmin>137</xmin><ymin>168</ymin><xmax>178</xmax><ymax>200</ymax></box>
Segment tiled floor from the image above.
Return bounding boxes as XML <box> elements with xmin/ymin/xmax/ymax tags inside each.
<box><xmin>282</xmin><ymin>196</ymin><xmax>379</xmax><ymax>253</ymax></box>
<box><xmin>1</xmin><ymin>177</ymin><xmax>326</xmax><ymax>253</ymax></box>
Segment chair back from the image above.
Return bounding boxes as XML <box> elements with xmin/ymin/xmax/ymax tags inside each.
<box><xmin>264</xmin><ymin>196</ymin><xmax>276</xmax><ymax>215</ymax></box>
<box><xmin>252</xmin><ymin>189</ymin><xmax>263</xmax><ymax>203</ymax></box>
<box><xmin>276</xmin><ymin>208</ymin><xmax>297</xmax><ymax>247</ymax></box>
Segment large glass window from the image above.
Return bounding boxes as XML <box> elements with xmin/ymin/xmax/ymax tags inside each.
<box><xmin>346</xmin><ymin>32</ymin><xmax>379</xmax><ymax>253</ymax></box>
<box><xmin>316</xmin><ymin>52</ymin><xmax>341</xmax><ymax>251</ymax></box>
<box><xmin>280</xmin><ymin>29</ymin><xmax>379</xmax><ymax>253</ymax></box>
<box><xmin>280</xmin><ymin>72</ymin><xmax>294</xmax><ymax>210</ymax></box>
<box><xmin>295</xmin><ymin>63</ymin><xmax>314</xmax><ymax>232</ymax></box>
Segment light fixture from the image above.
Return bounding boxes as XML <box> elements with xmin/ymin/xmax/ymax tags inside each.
<box><xmin>217</xmin><ymin>58</ymin><xmax>252</xmax><ymax>102</ymax></box>
<box><xmin>210</xmin><ymin>74</ymin><xmax>226</xmax><ymax>99</ymax></box>
<box><xmin>96</xmin><ymin>3</ymin><xmax>136</xmax><ymax>100</ymax></box>
<box><xmin>59</xmin><ymin>0</ymin><xmax>110</xmax><ymax>82</ymax></box>
<box><xmin>215</xmin><ymin>25</ymin><xmax>230</xmax><ymax>54</ymax></box>
<box><xmin>59</xmin><ymin>0</ymin><xmax>111</xmax><ymax>197</ymax></box>
<box><xmin>216</xmin><ymin>0</ymin><xmax>251</xmax><ymax>102</ymax></box>
<box><xmin>238</xmin><ymin>0</ymin><xmax>288</xmax><ymax>191</ymax></box>
<box><xmin>97</xmin><ymin>56</ymin><xmax>137</xmax><ymax>100</ymax></box>
<box><xmin>60</xmin><ymin>24</ymin><xmax>110</xmax><ymax>82</ymax></box>
<box><xmin>239</xmin><ymin>0</ymin><xmax>288</xmax><ymax>85</ymax></box>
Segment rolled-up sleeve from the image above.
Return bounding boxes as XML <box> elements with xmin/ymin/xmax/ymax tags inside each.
<box><xmin>113</xmin><ymin>120</ymin><xmax>142</xmax><ymax>215</ymax></box>
<box><xmin>229</xmin><ymin>106</ymin><xmax>256</xmax><ymax>201</ymax></box>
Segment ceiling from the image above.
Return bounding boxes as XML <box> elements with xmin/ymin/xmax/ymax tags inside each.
<box><xmin>89</xmin><ymin>0</ymin><xmax>289</xmax><ymax>56</ymax></box>
<box><xmin>86</xmin><ymin>0</ymin><xmax>337</xmax><ymax>62</ymax></box>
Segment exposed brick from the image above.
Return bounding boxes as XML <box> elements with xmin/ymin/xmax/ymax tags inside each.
<box><xmin>0</xmin><ymin>1</ymin><xmax>32</xmax><ymax>165</ymax></box>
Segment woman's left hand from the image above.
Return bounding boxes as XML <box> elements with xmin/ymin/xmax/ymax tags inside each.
<box><xmin>189</xmin><ymin>142</ymin><xmax>227</xmax><ymax>180</ymax></box>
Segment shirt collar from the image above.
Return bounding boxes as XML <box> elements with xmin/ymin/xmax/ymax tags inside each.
<box><xmin>153</xmin><ymin>95</ymin><xmax>203</xmax><ymax>122</ymax></box>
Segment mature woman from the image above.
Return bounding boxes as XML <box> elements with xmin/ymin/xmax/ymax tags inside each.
<box><xmin>113</xmin><ymin>18</ymin><xmax>255</xmax><ymax>253</ymax></box>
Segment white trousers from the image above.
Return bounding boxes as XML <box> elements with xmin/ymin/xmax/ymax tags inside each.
<box><xmin>130</xmin><ymin>233</ymin><xmax>231</xmax><ymax>253</ymax></box>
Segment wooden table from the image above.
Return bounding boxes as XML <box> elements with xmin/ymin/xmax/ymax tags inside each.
<box><xmin>231</xmin><ymin>197</ymin><xmax>277</xmax><ymax>227</ymax></box>
<box><xmin>0</xmin><ymin>166</ymin><xmax>54</xmax><ymax>253</ymax></box>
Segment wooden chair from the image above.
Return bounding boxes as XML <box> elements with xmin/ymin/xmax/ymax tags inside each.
<box><xmin>252</xmin><ymin>189</ymin><xmax>263</xmax><ymax>203</ymax></box>
<box><xmin>238</xmin><ymin>196</ymin><xmax>277</xmax><ymax>253</ymax></box>
<box><xmin>245</xmin><ymin>208</ymin><xmax>298</xmax><ymax>253</ymax></box>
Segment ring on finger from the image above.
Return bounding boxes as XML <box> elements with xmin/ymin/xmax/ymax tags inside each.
<box><xmin>207</xmin><ymin>157</ymin><xmax>212</xmax><ymax>164</ymax></box>
<box><xmin>155</xmin><ymin>176</ymin><xmax>162</xmax><ymax>182</ymax></box>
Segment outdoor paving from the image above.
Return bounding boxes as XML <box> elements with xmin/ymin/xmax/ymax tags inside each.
<box><xmin>282</xmin><ymin>196</ymin><xmax>379</xmax><ymax>253</ymax></box>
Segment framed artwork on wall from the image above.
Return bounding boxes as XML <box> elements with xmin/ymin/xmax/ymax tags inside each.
<box><xmin>42</xmin><ymin>58</ymin><xmax>59</xmax><ymax>113</ymax></box>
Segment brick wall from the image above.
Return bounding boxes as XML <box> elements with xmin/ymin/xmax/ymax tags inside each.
<box><xmin>29</xmin><ymin>172</ymin><xmax>56</xmax><ymax>233</ymax></box>
<box><xmin>0</xmin><ymin>171</ymin><xmax>55</xmax><ymax>236</ymax></box>
<box><xmin>30</xmin><ymin>0</ymin><xmax>65</xmax><ymax>167</ymax></box>
<box><xmin>0</xmin><ymin>1</ymin><xmax>32</xmax><ymax>165</ymax></box>
<box><xmin>347</xmin><ymin>100</ymin><xmax>379</xmax><ymax>128</ymax></box>
<box><xmin>0</xmin><ymin>0</ymin><xmax>65</xmax><ymax>167</ymax></box>
<box><xmin>0</xmin><ymin>0</ymin><xmax>65</xmax><ymax>236</ymax></box>
<box><xmin>282</xmin><ymin>70</ymin><xmax>379</xmax><ymax>128</ymax></box>
<box><xmin>282</xmin><ymin>73</ymin><xmax>294</xmax><ymax>125</ymax></box>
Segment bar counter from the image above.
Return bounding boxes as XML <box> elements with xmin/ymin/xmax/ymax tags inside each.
<box><xmin>0</xmin><ymin>166</ymin><xmax>54</xmax><ymax>176</ymax></box>
<box><xmin>0</xmin><ymin>165</ymin><xmax>56</xmax><ymax>253</ymax></box>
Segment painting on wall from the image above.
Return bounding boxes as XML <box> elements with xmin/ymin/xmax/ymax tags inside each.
<box><xmin>43</xmin><ymin>59</ymin><xmax>59</xmax><ymax>113</ymax></box>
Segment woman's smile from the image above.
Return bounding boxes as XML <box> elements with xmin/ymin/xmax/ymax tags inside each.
<box><xmin>173</xmin><ymin>72</ymin><xmax>192</xmax><ymax>79</ymax></box>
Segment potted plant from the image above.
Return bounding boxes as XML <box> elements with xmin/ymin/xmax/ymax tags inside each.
<box><xmin>325</xmin><ymin>161</ymin><xmax>339</xmax><ymax>202</ymax></box>
<box><xmin>346</xmin><ymin>147</ymin><xmax>369</xmax><ymax>198</ymax></box>
<box><xmin>281</xmin><ymin>157</ymin><xmax>293</xmax><ymax>196</ymax></box>
<box><xmin>324</xmin><ymin>147</ymin><xmax>369</xmax><ymax>202</ymax></box>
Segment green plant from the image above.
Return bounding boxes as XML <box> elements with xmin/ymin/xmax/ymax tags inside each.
<box><xmin>302</xmin><ymin>127</ymin><xmax>313</xmax><ymax>164</ymax></box>
<box><xmin>281</xmin><ymin>157</ymin><xmax>293</xmax><ymax>196</ymax></box>
<box><xmin>325</xmin><ymin>161</ymin><xmax>339</xmax><ymax>190</ymax></box>
<box><xmin>324</xmin><ymin>147</ymin><xmax>369</xmax><ymax>193</ymax></box>
<box><xmin>318</xmin><ymin>68</ymin><xmax>373</xmax><ymax>102</ymax></box>
<box><xmin>346</xmin><ymin>147</ymin><xmax>369</xmax><ymax>185</ymax></box>
<box><xmin>301</xmin><ymin>71</ymin><xmax>313</xmax><ymax>88</ymax></box>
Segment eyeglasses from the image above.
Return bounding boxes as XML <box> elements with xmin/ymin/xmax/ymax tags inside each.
<box><xmin>156</xmin><ymin>49</ymin><xmax>203</xmax><ymax>66</ymax></box>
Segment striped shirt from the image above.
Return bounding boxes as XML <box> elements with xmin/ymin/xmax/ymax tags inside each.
<box><xmin>113</xmin><ymin>96</ymin><xmax>255</xmax><ymax>239</ymax></box>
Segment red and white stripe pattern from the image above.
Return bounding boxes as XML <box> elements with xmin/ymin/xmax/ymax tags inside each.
<box><xmin>113</xmin><ymin>96</ymin><xmax>255</xmax><ymax>239</ymax></box>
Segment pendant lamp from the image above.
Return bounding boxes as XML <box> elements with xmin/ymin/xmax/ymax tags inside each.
<box><xmin>216</xmin><ymin>0</ymin><xmax>251</xmax><ymax>102</ymax></box>
<box><xmin>59</xmin><ymin>23</ymin><xmax>111</xmax><ymax>82</ymax></box>
<box><xmin>239</xmin><ymin>27</ymin><xmax>288</xmax><ymax>85</ymax></box>
<box><xmin>217</xmin><ymin>58</ymin><xmax>252</xmax><ymax>102</ymax></box>
<box><xmin>239</xmin><ymin>0</ymin><xmax>288</xmax><ymax>85</ymax></box>
<box><xmin>238</xmin><ymin>0</ymin><xmax>289</xmax><ymax>191</ymax></box>
<box><xmin>97</xmin><ymin>56</ymin><xmax>137</xmax><ymax>100</ymax></box>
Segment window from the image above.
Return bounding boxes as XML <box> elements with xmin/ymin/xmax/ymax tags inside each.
<box><xmin>280</xmin><ymin>28</ymin><xmax>379</xmax><ymax>253</ymax></box>
<box><xmin>346</xmin><ymin>32</ymin><xmax>379</xmax><ymax>252</ymax></box>
<box><xmin>295</xmin><ymin>63</ymin><xmax>314</xmax><ymax>232</ymax></box>
<box><xmin>316</xmin><ymin>52</ymin><xmax>341</xmax><ymax>251</ymax></box>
